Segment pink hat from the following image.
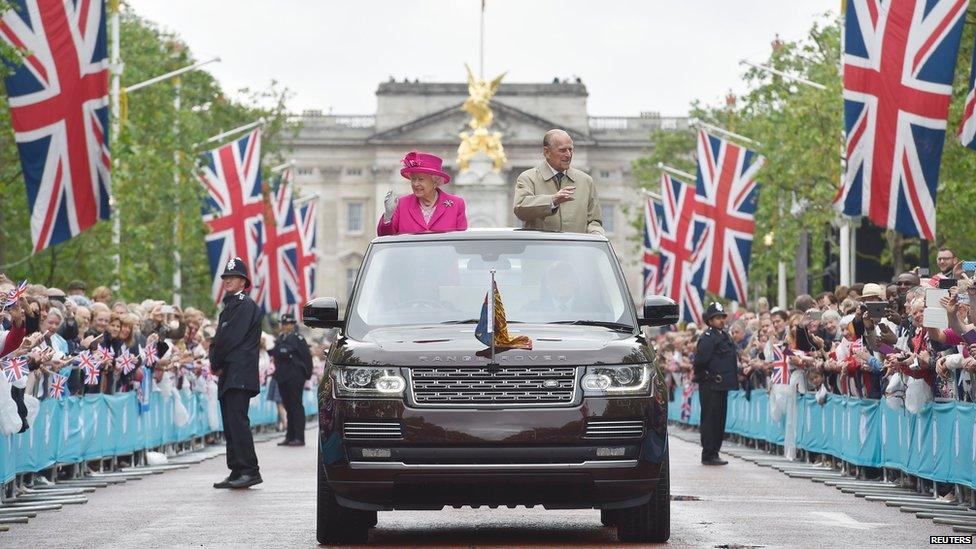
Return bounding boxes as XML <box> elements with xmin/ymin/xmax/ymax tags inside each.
<box><xmin>400</xmin><ymin>151</ymin><xmax>451</xmax><ymax>184</ymax></box>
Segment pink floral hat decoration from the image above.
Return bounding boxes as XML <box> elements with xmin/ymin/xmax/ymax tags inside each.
<box><xmin>400</xmin><ymin>150</ymin><xmax>451</xmax><ymax>184</ymax></box>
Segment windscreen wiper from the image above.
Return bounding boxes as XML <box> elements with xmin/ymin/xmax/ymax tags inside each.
<box><xmin>441</xmin><ymin>319</ymin><xmax>523</xmax><ymax>324</ymax></box>
<box><xmin>547</xmin><ymin>320</ymin><xmax>635</xmax><ymax>332</ymax></box>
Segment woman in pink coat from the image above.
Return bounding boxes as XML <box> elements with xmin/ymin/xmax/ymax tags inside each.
<box><xmin>377</xmin><ymin>151</ymin><xmax>467</xmax><ymax>236</ymax></box>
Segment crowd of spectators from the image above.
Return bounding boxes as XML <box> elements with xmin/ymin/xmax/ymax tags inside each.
<box><xmin>0</xmin><ymin>274</ymin><xmax>325</xmax><ymax>436</ymax></box>
<box><xmin>660</xmin><ymin>247</ymin><xmax>976</xmax><ymax>411</ymax></box>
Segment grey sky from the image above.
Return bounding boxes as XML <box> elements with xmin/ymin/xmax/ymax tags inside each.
<box><xmin>127</xmin><ymin>0</ymin><xmax>837</xmax><ymax>117</ymax></box>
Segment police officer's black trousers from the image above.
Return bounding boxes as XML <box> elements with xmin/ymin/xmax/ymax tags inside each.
<box><xmin>698</xmin><ymin>388</ymin><xmax>728</xmax><ymax>460</ymax></box>
<box><xmin>278</xmin><ymin>378</ymin><xmax>306</xmax><ymax>443</ymax></box>
<box><xmin>219</xmin><ymin>389</ymin><xmax>260</xmax><ymax>476</ymax></box>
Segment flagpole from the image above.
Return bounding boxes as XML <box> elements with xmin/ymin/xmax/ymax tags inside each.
<box><xmin>688</xmin><ymin>118</ymin><xmax>762</xmax><ymax>147</ymax></box>
<box><xmin>479</xmin><ymin>0</ymin><xmax>486</xmax><ymax>79</ymax></box>
<box><xmin>109</xmin><ymin>0</ymin><xmax>121</xmax><ymax>291</ymax></box>
<box><xmin>488</xmin><ymin>268</ymin><xmax>497</xmax><ymax>366</ymax></box>
<box><xmin>838</xmin><ymin>2</ymin><xmax>852</xmax><ymax>287</ymax></box>
<box><xmin>123</xmin><ymin>57</ymin><xmax>220</xmax><ymax>94</ymax></box>
<box><xmin>639</xmin><ymin>189</ymin><xmax>662</xmax><ymax>201</ymax></box>
<box><xmin>739</xmin><ymin>59</ymin><xmax>827</xmax><ymax>90</ymax></box>
<box><xmin>197</xmin><ymin>118</ymin><xmax>266</xmax><ymax>149</ymax></box>
<box><xmin>269</xmin><ymin>159</ymin><xmax>295</xmax><ymax>174</ymax></box>
<box><xmin>172</xmin><ymin>76</ymin><xmax>182</xmax><ymax>307</ymax></box>
<box><xmin>656</xmin><ymin>162</ymin><xmax>696</xmax><ymax>183</ymax></box>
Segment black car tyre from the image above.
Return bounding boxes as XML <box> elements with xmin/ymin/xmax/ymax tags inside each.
<box><xmin>317</xmin><ymin>448</ymin><xmax>374</xmax><ymax>544</ymax></box>
<box><xmin>616</xmin><ymin>452</ymin><xmax>670</xmax><ymax>543</ymax></box>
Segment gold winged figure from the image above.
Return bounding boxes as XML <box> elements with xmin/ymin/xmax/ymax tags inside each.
<box><xmin>458</xmin><ymin>63</ymin><xmax>508</xmax><ymax>171</ymax></box>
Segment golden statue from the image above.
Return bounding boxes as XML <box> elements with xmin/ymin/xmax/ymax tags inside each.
<box><xmin>457</xmin><ymin>63</ymin><xmax>507</xmax><ymax>171</ymax></box>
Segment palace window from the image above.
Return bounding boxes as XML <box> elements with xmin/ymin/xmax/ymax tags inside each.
<box><xmin>346</xmin><ymin>202</ymin><xmax>364</xmax><ymax>233</ymax></box>
<box><xmin>346</xmin><ymin>167</ymin><xmax>362</xmax><ymax>176</ymax></box>
<box><xmin>296</xmin><ymin>167</ymin><xmax>314</xmax><ymax>176</ymax></box>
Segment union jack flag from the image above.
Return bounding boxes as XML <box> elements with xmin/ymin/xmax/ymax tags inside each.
<box><xmin>4</xmin><ymin>279</ymin><xmax>28</xmax><ymax>308</ymax></box>
<box><xmin>78</xmin><ymin>350</ymin><xmax>98</xmax><ymax>384</ymax></box>
<box><xmin>198</xmin><ymin>129</ymin><xmax>263</xmax><ymax>305</ymax></box>
<box><xmin>958</xmin><ymin>34</ymin><xmax>976</xmax><ymax>150</ymax></box>
<box><xmin>295</xmin><ymin>194</ymin><xmax>319</xmax><ymax>312</ymax></box>
<box><xmin>692</xmin><ymin>130</ymin><xmax>763</xmax><ymax>304</ymax></box>
<box><xmin>0</xmin><ymin>0</ymin><xmax>111</xmax><ymax>253</ymax></box>
<box><xmin>2</xmin><ymin>356</ymin><xmax>29</xmax><ymax>382</ymax></box>
<box><xmin>142</xmin><ymin>342</ymin><xmax>157</xmax><ymax>366</ymax></box>
<box><xmin>767</xmin><ymin>342</ymin><xmax>790</xmax><ymax>385</ymax></box>
<box><xmin>97</xmin><ymin>344</ymin><xmax>114</xmax><ymax>365</ymax></box>
<box><xmin>642</xmin><ymin>196</ymin><xmax>663</xmax><ymax>297</ymax></box>
<box><xmin>836</xmin><ymin>0</ymin><xmax>969</xmax><ymax>240</ymax></box>
<box><xmin>49</xmin><ymin>372</ymin><xmax>67</xmax><ymax>399</ymax></box>
<box><xmin>117</xmin><ymin>347</ymin><xmax>134</xmax><ymax>374</ymax></box>
<box><xmin>251</xmin><ymin>170</ymin><xmax>302</xmax><ymax>313</ymax></box>
<box><xmin>657</xmin><ymin>172</ymin><xmax>705</xmax><ymax>325</ymax></box>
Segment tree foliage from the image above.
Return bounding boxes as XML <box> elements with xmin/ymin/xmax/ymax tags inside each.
<box><xmin>633</xmin><ymin>10</ymin><xmax>976</xmax><ymax>305</ymax></box>
<box><xmin>0</xmin><ymin>7</ymin><xmax>297</xmax><ymax>314</ymax></box>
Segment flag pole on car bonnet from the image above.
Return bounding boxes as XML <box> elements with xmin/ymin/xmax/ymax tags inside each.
<box><xmin>489</xmin><ymin>268</ymin><xmax>496</xmax><ymax>366</ymax></box>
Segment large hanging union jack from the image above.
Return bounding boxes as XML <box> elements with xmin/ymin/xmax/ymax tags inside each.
<box><xmin>294</xmin><ymin>193</ymin><xmax>319</xmax><ymax>310</ymax></box>
<box><xmin>657</xmin><ymin>172</ymin><xmax>704</xmax><ymax>325</ymax></box>
<box><xmin>642</xmin><ymin>196</ymin><xmax>663</xmax><ymax>297</ymax></box>
<box><xmin>692</xmin><ymin>130</ymin><xmax>763</xmax><ymax>305</ymax></box>
<box><xmin>836</xmin><ymin>0</ymin><xmax>969</xmax><ymax>240</ymax></box>
<box><xmin>198</xmin><ymin>129</ymin><xmax>263</xmax><ymax>304</ymax></box>
<box><xmin>251</xmin><ymin>170</ymin><xmax>302</xmax><ymax>314</ymax></box>
<box><xmin>0</xmin><ymin>0</ymin><xmax>111</xmax><ymax>253</ymax></box>
<box><xmin>958</xmin><ymin>34</ymin><xmax>976</xmax><ymax>151</ymax></box>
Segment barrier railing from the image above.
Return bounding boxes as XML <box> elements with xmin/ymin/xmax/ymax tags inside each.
<box><xmin>0</xmin><ymin>387</ymin><xmax>318</xmax><ymax>484</ymax></box>
<box><xmin>669</xmin><ymin>389</ymin><xmax>976</xmax><ymax>489</ymax></box>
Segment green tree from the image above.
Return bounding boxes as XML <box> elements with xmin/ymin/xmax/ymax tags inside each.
<box><xmin>0</xmin><ymin>7</ymin><xmax>297</xmax><ymax>314</ymax></box>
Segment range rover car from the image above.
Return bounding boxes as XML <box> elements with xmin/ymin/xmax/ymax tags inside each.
<box><xmin>303</xmin><ymin>229</ymin><xmax>677</xmax><ymax>544</ymax></box>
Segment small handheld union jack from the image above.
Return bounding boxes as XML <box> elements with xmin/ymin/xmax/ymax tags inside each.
<box><xmin>50</xmin><ymin>373</ymin><xmax>68</xmax><ymax>400</ymax></box>
<box><xmin>4</xmin><ymin>280</ymin><xmax>27</xmax><ymax>308</ymax></box>
<box><xmin>143</xmin><ymin>343</ymin><xmax>158</xmax><ymax>366</ymax></box>
<box><xmin>78</xmin><ymin>351</ymin><xmax>99</xmax><ymax>385</ymax></box>
<box><xmin>2</xmin><ymin>356</ymin><xmax>29</xmax><ymax>382</ymax></box>
<box><xmin>117</xmin><ymin>348</ymin><xmax>135</xmax><ymax>374</ymax></box>
<box><xmin>97</xmin><ymin>345</ymin><xmax>115</xmax><ymax>365</ymax></box>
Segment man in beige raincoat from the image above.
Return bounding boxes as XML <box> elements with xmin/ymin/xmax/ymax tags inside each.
<box><xmin>513</xmin><ymin>129</ymin><xmax>604</xmax><ymax>235</ymax></box>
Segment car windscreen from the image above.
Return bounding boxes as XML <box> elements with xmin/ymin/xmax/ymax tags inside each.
<box><xmin>345</xmin><ymin>239</ymin><xmax>635</xmax><ymax>338</ymax></box>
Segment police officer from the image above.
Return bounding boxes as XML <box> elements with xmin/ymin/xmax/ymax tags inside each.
<box><xmin>210</xmin><ymin>257</ymin><xmax>264</xmax><ymax>489</ymax></box>
<box><xmin>693</xmin><ymin>302</ymin><xmax>737</xmax><ymax>466</ymax></box>
<box><xmin>270</xmin><ymin>313</ymin><xmax>313</xmax><ymax>446</ymax></box>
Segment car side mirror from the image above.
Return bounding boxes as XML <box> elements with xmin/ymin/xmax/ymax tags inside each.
<box><xmin>302</xmin><ymin>297</ymin><xmax>343</xmax><ymax>329</ymax></box>
<box><xmin>639</xmin><ymin>295</ymin><xmax>678</xmax><ymax>327</ymax></box>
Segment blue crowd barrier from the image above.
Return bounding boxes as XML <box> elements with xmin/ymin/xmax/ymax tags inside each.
<box><xmin>0</xmin><ymin>387</ymin><xmax>318</xmax><ymax>485</ymax></box>
<box><xmin>669</xmin><ymin>389</ymin><xmax>976</xmax><ymax>489</ymax></box>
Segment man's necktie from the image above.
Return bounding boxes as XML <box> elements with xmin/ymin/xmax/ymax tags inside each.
<box><xmin>554</xmin><ymin>172</ymin><xmax>564</xmax><ymax>188</ymax></box>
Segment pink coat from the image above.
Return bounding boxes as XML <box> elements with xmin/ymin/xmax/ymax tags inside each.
<box><xmin>376</xmin><ymin>190</ymin><xmax>467</xmax><ymax>236</ymax></box>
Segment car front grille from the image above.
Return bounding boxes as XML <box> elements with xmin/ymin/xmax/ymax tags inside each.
<box><xmin>343</xmin><ymin>421</ymin><xmax>403</xmax><ymax>439</ymax></box>
<box><xmin>409</xmin><ymin>366</ymin><xmax>578</xmax><ymax>407</ymax></box>
<box><xmin>584</xmin><ymin>420</ymin><xmax>645</xmax><ymax>439</ymax></box>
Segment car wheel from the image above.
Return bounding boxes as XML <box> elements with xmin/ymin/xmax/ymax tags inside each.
<box><xmin>600</xmin><ymin>509</ymin><xmax>619</xmax><ymax>527</ymax></box>
<box><xmin>616</xmin><ymin>451</ymin><xmax>670</xmax><ymax>543</ymax></box>
<box><xmin>317</xmin><ymin>448</ymin><xmax>373</xmax><ymax>544</ymax></box>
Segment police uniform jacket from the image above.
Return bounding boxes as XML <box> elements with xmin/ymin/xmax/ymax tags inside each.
<box><xmin>210</xmin><ymin>291</ymin><xmax>263</xmax><ymax>398</ymax></box>
<box><xmin>269</xmin><ymin>331</ymin><xmax>312</xmax><ymax>385</ymax></box>
<box><xmin>693</xmin><ymin>327</ymin><xmax>739</xmax><ymax>391</ymax></box>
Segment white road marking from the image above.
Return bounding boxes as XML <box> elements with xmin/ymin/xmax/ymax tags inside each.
<box><xmin>807</xmin><ymin>511</ymin><xmax>888</xmax><ymax>530</ymax></box>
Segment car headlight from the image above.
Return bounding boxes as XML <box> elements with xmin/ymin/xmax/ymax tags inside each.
<box><xmin>334</xmin><ymin>367</ymin><xmax>406</xmax><ymax>397</ymax></box>
<box><xmin>581</xmin><ymin>365</ymin><xmax>653</xmax><ymax>396</ymax></box>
